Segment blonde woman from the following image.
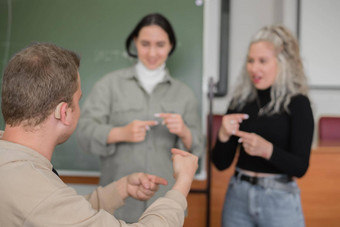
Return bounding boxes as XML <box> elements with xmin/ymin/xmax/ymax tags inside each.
<box><xmin>212</xmin><ymin>25</ymin><xmax>314</xmax><ymax>227</ymax></box>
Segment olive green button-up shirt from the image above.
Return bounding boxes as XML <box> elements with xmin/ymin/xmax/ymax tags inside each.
<box><xmin>76</xmin><ymin>65</ymin><xmax>203</xmax><ymax>222</ymax></box>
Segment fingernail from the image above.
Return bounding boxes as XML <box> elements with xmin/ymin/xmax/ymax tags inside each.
<box><xmin>154</xmin><ymin>121</ymin><xmax>159</xmax><ymax>125</ymax></box>
<box><xmin>146</xmin><ymin>125</ymin><xmax>150</xmax><ymax>131</ymax></box>
<box><xmin>238</xmin><ymin>138</ymin><xmax>242</xmax><ymax>143</ymax></box>
<box><xmin>244</xmin><ymin>114</ymin><xmax>249</xmax><ymax>119</ymax></box>
<box><xmin>154</xmin><ymin>113</ymin><xmax>160</xmax><ymax>117</ymax></box>
<box><xmin>232</xmin><ymin>130</ymin><xmax>235</xmax><ymax>135</ymax></box>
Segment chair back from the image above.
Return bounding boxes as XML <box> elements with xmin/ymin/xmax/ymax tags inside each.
<box><xmin>318</xmin><ymin>116</ymin><xmax>340</xmax><ymax>143</ymax></box>
<box><xmin>208</xmin><ymin>115</ymin><xmax>223</xmax><ymax>148</ymax></box>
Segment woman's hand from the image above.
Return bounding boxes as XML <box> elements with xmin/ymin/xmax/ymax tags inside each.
<box><xmin>155</xmin><ymin>113</ymin><xmax>192</xmax><ymax>150</ymax></box>
<box><xmin>234</xmin><ymin>130</ymin><xmax>273</xmax><ymax>160</ymax></box>
<box><xmin>107</xmin><ymin>120</ymin><xmax>158</xmax><ymax>144</ymax></box>
<box><xmin>218</xmin><ymin>113</ymin><xmax>249</xmax><ymax>142</ymax></box>
<box><xmin>155</xmin><ymin>113</ymin><xmax>188</xmax><ymax>137</ymax></box>
<box><xmin>122</xmin><ymin>120</ymin><xmax>158</xmax><ymax>143</ymax></box>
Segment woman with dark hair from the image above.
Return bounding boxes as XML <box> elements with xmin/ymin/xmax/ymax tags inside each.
<box><xmin>76</xmin><ymin>13</ymin><xmax>203</xmax><ymax>222</ymax></box>
<box><xmin>212</xmin><ymin>25</ymin><xmax>314</xmax><ymax>227</ymax></box>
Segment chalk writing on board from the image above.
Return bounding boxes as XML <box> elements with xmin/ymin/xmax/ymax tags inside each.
<box><xmin>94</xmin><ymin>50</ymin><xmax>134</xmax><ymax>63</ymax></box>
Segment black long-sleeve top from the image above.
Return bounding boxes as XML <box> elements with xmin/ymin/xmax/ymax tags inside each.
<box><xmin>212</xmin><ymin>88</ymin><xmax>314</xmax><ymax>177</ymax></box>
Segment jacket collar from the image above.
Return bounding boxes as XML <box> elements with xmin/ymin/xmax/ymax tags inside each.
<box><xmin>126</xmin><ymin>64</ymin><xmax>174</xmax><ymax>84</ymax></box>
<box><xmin>0</xmin><ymin>139</ymin><xmax>53</xmax><ymax>171</ymax></box>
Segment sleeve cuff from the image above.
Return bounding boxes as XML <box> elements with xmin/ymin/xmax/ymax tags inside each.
<box><xmin>95</xmin><ymin>125</ymin><xmax>113</xmax><ymax>147</ymax></box>
<box><xmin>94</xmin><ymin>182</ymin><xmax>125</xmax><ymax>214</ymax></box>
<box><xmin>164</xmin><ymin>190</ymin><xmax>187</xmax><ymax>210</ymax></box>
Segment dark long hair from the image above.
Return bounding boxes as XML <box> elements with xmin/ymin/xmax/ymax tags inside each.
<box><xmin>125</xmin><ymin>13</ymin><xmax>177</xmax><ymax>58</ymax></box>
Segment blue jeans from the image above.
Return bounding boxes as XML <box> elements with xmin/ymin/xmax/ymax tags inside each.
<box><xmin>222</xmin><ymin>175</ymin><xmax>305</xmax><ymax>227</ymax></box>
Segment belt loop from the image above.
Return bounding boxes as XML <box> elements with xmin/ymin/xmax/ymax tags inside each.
<box><xmin>262</xmin><ymin>177</ymin><xmax>273</xmax><ymax>188</ymax></box>
<box><xmin>261</xmin><ymin>177</ymin><xmax>268</xmax><ymax>188</ymax></box>
<box><xmin>235</xmin><ymin>168</ymin><xmax>242</xmax><ymax>182</ymax></box>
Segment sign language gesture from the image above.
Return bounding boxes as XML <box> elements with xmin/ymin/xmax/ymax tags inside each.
<box><xmin>126</xmin><ymin>173</ymin><xmax>168</xmax><ymax>201</ymax></box>
<box><xmin>123</xmin><ymin>120</ymin><xmax>158</xmax><ymax>143</ymax></box>
<box><xmin>115</xmin><ymin>172</ymin><xmax>168</xmax><ymax>201</ymax></box>
<box><xmin>155</xmin><ymin>113</ymin><xmax>188</xmax><ymax>137</ymax></box>
<box><xmin>107</xmin><ymin>120</ymin><xmax>158</xmax><ymax>144</ymax></box>
<box><xmin>219</xmin><ymin>113</ymin><xmax>249</xmax><ymax>142</ymax></box>
<box><xmin>170</xmin><ymin>148</ymin><xmax>198</xmax><ymax>197</ymax></box>
<box><xmin>155</xmin><ymin>113</ymin><xmax>192</xmax><ymax>150</ymax></box>
<box><xmin>234</xmin><ymin>130</ymin><xmax>273</xmax><ymax>160</ymax></box>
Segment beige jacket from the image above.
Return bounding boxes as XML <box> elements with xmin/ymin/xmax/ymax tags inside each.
<box><xmin>0</xmin><ymin>140</ymin><xmax>186</xmax><ymax>226</ymax></box>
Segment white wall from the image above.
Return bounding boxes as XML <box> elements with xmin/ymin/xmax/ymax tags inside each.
<box><xmin>202</xmin><ymin>0</ymin><xmax>340</xmax><ymax>142</ymax></box>
<box><xmin>299</xmin><ymin>0</ymin><xmax>340</xmax><ymax>138</ymax></box>
<box><xmin>300</xmin><ymin>0</ymin><xmax>340</xmax><ymax>88</ymax></box>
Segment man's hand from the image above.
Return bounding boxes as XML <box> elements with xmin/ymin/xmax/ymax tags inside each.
<box><xmin>171</xmin><ymin>148</ymin><xmax>198</xmax><ymax>197</ymax></box>
<box><xmin>127</xmin><ymin>173</ymin><xmax>168</xmax><ymax>200</ymax></box>
<box><xmin>115</xmin><ymin>173</ymin><xmax>167</xmax><ymax>201</ymax></box>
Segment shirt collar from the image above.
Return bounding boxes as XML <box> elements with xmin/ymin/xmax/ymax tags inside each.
<box><xmin>126</xmin><ymin>64</ymin><xmax>174</xmax><ymax>84</ymax></box>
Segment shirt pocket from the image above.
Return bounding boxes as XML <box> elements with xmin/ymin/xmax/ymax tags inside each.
<box><xmin>160</xmin><ymin>101</ymin><xmax>184</xmax><ymax>116</ymax></box>
<box><xmin>109</xmin><ymin>100</ymin><xmax>143</xmax><ymax>126</ymax></box>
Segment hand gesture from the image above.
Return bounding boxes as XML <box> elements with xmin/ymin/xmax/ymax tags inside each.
<box><xmin>170</xmin><ymin>148</ymin><xmax>198</xmax><ymax>197</ymax></box>
<box><xmin>234</xmin><ymin>130</ymin><xmax>273</xmax><ymax>160</ymax></box>
<box><xmin>126</xmin><ymin>173</ymin><xmax>168</xmax><ymax>201</ymax></box>
<box><xmin>123</xmin><ymin>120</ymin><xmax>158</xmax><ymax>143</ymax></box>
<box><xmin>219</xmin><ymin>113</ymin><xmax>249</xmax><ymax>142</ymax></box>
<box><xmin>155</xmin><ymin>113</ymin><xmax>188</xmax><ymax>138</ymax></box>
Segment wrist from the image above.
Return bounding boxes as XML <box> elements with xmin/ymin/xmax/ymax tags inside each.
<box><xmin>179</xmin><ymin>126</ymin><xmax>193</xmax><ymax>150</ymax></box>
<box><xmin>263</xmin><ymin>143</ymin><xmax>273</xmax><ymax>160</ymax></box>
<box><xmin>107</xmin><ymin>127</ymin><xmax>125</xmax><ymax>144</ymax></box>
<box><xmin>218</xmin><ymin>130</ymin><xmax>230</xmax><ymax>142</ymax></box>
<box><xmin>172</xmin><ymin>175</ymin><xmax>193</xmax><ymax>197</ymax></box>
<box><xmin>115</xmin><ymin>176</ymin><xmax>129</xmax><ymax>200</ymax></box>
<box><xmin>178</xmin><ymin>125</ymin><xmax>190</xmax><ymax>139</ymax></box>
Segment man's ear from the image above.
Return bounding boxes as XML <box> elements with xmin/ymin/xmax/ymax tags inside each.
<box><xmin>54</xmin><ymin>102</ymin><xmax>71</xmax><ymax>126</ymax></box>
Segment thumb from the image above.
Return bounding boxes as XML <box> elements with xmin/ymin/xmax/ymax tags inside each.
<box><xmin>138</xmin><ymin>173</ymin><xmax>151</xmax><ymax>189</ymax></box>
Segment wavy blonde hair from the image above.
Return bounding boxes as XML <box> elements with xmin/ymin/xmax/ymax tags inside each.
<box><xmin>228</xmin><ymin>25</ymin><xmax>309</xmax><ymax>115</ymax></box>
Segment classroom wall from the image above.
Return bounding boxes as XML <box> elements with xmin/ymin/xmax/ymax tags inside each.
<box><xmin>202</xmin><ymin>0</ymin><xmax>340</xmax><ymax>142</ymax></box>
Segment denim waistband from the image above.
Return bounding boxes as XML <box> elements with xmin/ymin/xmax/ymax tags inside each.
<box><xmin>234</xmin><ymin>168</ymin><xmax>299</xmax><ymax>193</ymax></box>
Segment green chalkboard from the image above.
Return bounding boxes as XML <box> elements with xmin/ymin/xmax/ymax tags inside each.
<box><xmin>0</xmin><ymin>0</ymin><xmax>203</xmax><ymax>172</ymax></box>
